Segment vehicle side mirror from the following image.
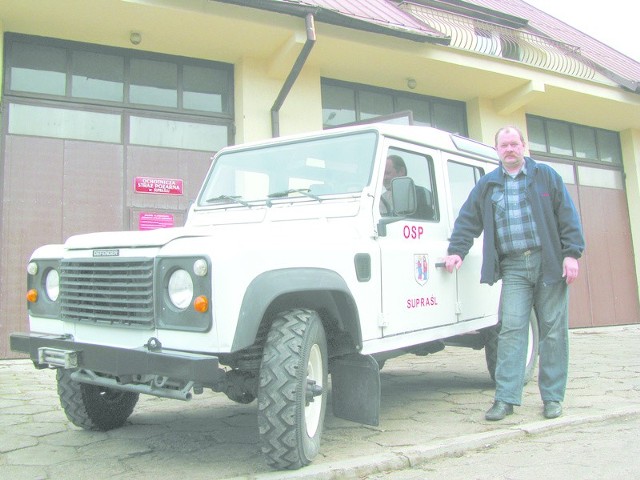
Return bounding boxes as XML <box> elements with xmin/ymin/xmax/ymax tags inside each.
<box><xmin>390</xmin><ymin>176</ymin><xmax>417</xmax><ymax>216</ymax></box>
<box><xmin>377</xmin><ymin>177</ymin><xmax>417</xmax><ymax>237</ymax></box>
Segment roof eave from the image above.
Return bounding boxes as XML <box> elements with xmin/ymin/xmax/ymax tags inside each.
<box><xmin>211</xmin><ymin>0</ymin><xmax>451</xmax><ymax>45</ymax></box>
<box><xmin>599</xmin><ymin>69</ymin><xmax>640</xmax><ymax>94</ymax></box>
<box><xmin>570</xmin><ymin>50</ymin><xmax>640</xmax><ymax>93</ymax></box>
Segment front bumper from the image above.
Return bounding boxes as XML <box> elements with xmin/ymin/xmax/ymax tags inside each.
<box><xmin>10</xmin><ymin>332</ymin><xmax>225</xmax><ymax>387</ymax></box>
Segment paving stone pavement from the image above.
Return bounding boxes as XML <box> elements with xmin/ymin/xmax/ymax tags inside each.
<box><xmin>1</xmin><ymin>324</ymin><xmax>639</xmax><ymax>480</ymax></box>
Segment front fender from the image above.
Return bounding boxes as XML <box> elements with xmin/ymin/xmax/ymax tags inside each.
<box><xmin>231</xmin><ymin>268</ymin><xmax>360</xmax><ymax>351</ymax></box>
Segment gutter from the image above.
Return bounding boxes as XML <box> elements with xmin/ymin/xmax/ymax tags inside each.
<box><xmin>271</xmin><ymin>13</ymin><xmax>316</xmax><ymax>137</ymax></box>
<box><xmin>210</xmin><ymin>0</ymin><xmax>451</xmax><ymax>136</ymax></box>
<box><xmin>211</xmin><ymin>0</ymin><xmax>450</xmax><ymax>44</ymax></box>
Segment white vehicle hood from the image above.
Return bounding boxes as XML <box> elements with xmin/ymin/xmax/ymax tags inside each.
<box><xmin>64</xmin><ymin>226</ymin><xmax>207</xmax><ymax>250</ymax></box>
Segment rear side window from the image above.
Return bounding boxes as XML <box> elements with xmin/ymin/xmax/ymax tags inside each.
<box><xmin>447</xmin><ymin>161</ymin><xmax>484</xmax><ymax>219</ymax></box>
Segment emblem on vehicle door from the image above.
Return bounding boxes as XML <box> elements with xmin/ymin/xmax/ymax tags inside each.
<box><xmin>414</xmin><ymin>254</ymin><xmax>429</xmax><ymax>286</ymax></box>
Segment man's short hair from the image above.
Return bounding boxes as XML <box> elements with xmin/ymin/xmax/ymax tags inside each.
<box><xmin>494</xmin><ymin>125</ymin><xmax>526</xmax><ymax>146</ymax></box>
<box><xmin>388</xmin><ymin>154</ymin><xmax>407</xmax><ymax>175</ymax></box>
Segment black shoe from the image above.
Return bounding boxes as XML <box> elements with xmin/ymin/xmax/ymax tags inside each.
<box><xmin>543</xmin><ymin>401</ymin><xmax>562</xmax><ymax>419</ymax></box>
<box><xmin>485</xmin><ymin>400</ymin><xmax>513</xmax><ymax>421</ymax></box>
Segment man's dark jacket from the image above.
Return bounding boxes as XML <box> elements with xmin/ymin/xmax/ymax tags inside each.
<box><xmin>447</xmin><ymin>156</ymin><xmax>585</xmax><ymax>285</ymax></box>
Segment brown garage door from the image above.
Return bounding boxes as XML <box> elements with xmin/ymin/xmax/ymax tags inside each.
<box><xmin>542</xmin><ymin>161</ymin><xmax>640</xmax><ymax>328</ymax></box>
<box><xmin>0</xmin><ymin>133</ymin><xmax>214</xmax><ymax>358</ymax></box>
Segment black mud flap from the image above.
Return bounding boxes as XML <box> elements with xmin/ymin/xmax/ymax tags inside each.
<box><xmin>330</xmin><ymin>353</ymin><xmax>380</xmax><ymax>426</ymax></box>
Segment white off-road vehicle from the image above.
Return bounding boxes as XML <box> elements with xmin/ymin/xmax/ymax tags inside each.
<box><xmin>11</xmin><ymin>124</ymin><xmax>538</xmax><ymax>470</ymax></box>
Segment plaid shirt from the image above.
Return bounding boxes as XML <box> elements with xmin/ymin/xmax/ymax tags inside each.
<box><xmin>492</xmin><ymin>166</ymin><xmax>541</xmax><ymax>256</ymax></box>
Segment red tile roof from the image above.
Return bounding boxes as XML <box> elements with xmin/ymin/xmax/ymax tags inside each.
<box><xmin>247</xmin><ymin>0</ymin><xmax>638</xmax><ymax>91</ymax></box>
<box><xmin>228</xmin><ymin>0</ymin><xmax>448</xmax><ymax>39</ymax></box>
<box><xmin>466</xmin><ymin>0</ymin><xmax>639</xmax><ymax>87</ymax></box>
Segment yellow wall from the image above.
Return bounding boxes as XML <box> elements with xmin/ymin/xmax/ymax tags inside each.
<box><xmin>621</xmin><ymin>129</ymin><xmax>640</xmax><ymax>298</ymax></box>
<box><xmin>0</xmin><ymin>19</ymin><xmax>3</xmax><ymax>104</ymax></box>
<box><xmin>234</xmin><ymin>57</ymin><xmax>323</xmax><ymax>143</ymax></box>
<box><xmin>1</xmin><ymin>0</ymin><xmax>639</xmax><ymax>330</ymax></box>
<box><xmin>466</xmin><ymin>97</ymin><xmax>526</xmax><ymax>150</ymax></box>
<box><xmin>2</xmin><ymin>0</ymin><xmax>639</xmax><ymax>136</ymax></box>
<box><xmin>1</xmin><ymin>0</ymin><xmax>639</xmax><ymax>215</ymax></box>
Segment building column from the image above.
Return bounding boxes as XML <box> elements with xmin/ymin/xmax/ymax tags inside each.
<box><xmin>466</xmin><ymin>97</ymin><xmax>527</xmax><ymax>148</ymax></box>
<box><xmin>0</xmin><ymin>20</ymin><xmax>5</xmax><ymax>96</ymax></box>
<box><xmin>621</xmin><ymin>128</ymin><xmax>640</xmax><ymax>301</ymax></box>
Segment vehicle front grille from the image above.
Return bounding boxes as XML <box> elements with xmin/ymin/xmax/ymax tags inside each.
<box><xmin>60</xmin><ymin>259</ymin><xmax>154</xmax><ymax>328</ymax></box>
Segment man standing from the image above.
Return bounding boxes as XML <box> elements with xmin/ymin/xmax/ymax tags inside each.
<box><xmin>444</xmin><ymin>126</ymin><xmax>585</xmax><ymax>421</ymax></box>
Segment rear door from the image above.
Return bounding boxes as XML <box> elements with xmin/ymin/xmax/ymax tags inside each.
<box><xmin>444</xmin><ymin>156</ymin><xmax>500</xmax><ymax>322</ymax></box>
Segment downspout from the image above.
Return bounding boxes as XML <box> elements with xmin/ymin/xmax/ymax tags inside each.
<box><xmin>271</xmin><ymin>13</ymin><xmax>316</xmax><ymax>137</ymax></box>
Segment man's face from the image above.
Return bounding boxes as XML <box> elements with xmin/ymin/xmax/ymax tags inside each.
<box><xmin>496</xmin><ymin>129</ymin><xmax>526</xmax><ymax>173</ymax></box>
<box><xmin>384</xmin><ymin>157</ymin><xmax>402</xmax><ymax>189</ymax></box>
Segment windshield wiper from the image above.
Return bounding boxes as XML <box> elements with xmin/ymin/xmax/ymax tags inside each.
<box><xmin>205</xmin><ymin>194</ymin><xmax>251</xmax><ymax>207</ymax></box>
<box><xmin>267</xmin><ymin>188</ymin><xmax>321</xmax><ymax>201</ymax></box>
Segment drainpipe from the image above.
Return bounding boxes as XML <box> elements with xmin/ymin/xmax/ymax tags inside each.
<box><xmin>271</xmin><ymin>13</ymin><xmax>316</xmax><ymax>137</ymax></box>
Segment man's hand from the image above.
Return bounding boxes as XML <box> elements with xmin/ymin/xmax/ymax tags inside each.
<box><xmin>563</xmin><ymin>257</ymin><xmax>579</xmax><ymax>284</ymax></box>
<box><xmin>444</xmin><ymin>254</ymin><xmax>463</xmax><ymax>273</ymax></box>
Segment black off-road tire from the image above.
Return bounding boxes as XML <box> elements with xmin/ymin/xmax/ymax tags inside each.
<box><xmin>56</xmin><ymin>368</ymin><xmax>139</xmax><ymax>431</ymax></box>
<box><xmin>257</xmin><ymin>309</ymin><xmax>328</xmax><ymax>470</ymax></box>
<box><xmin>483</xmin><ymin>309</ymin><xmax>539</xmax><ymax>383</ymax></box>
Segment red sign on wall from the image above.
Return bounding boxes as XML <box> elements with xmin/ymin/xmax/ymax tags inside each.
<box><xmin>134</xmin><ymin>176</ymin><xmax>183</xmax><ymax>195</ymax></box>
<box><xmin>139</xmin><ymin>213</ymin><xmax>175</xmax><ymax>231</ymax></box>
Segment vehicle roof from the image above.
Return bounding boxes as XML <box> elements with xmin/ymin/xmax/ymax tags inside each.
<box><xmin>219</xmin><ymin>123</ymin><xmax>499</xmax><ymax>163</ymax></box>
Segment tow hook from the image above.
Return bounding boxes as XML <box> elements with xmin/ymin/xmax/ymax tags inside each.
<box><xmin>145</xmin><ymin>337</ymin><xmax>162</xmax><ymax>351</ymax></box>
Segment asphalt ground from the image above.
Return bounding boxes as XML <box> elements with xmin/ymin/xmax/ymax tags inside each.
<box><xmin>363</xmin><ymin>410</ymin><xmax>640</xmax><ymax>479</ymax></box>
<box><xmin>1</xmin><ymin>324</ymin><xmax>639</xmax><ymax>480</ymax></box>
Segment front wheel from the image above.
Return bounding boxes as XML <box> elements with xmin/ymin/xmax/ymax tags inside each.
<box><xmin>56</xmin><ymin>368</ymin><xmax>139</xmax><ymax>431</ymax></box>
<box><xmin>257</xmin><ymin>309</ymin><xmax>328</xmax><ymax>470</ymax></box>
<box><xmin>483</xmin><ymin>309</ymin><xmax>539</xmax><ymax>383</ymax></box>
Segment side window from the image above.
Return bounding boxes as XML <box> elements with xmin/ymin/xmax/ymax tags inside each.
<box><xmin>387</xmin><ymin>148</ymin><xmax>438</xmax><ymax>221</ymax></box>
<box><xmin>448</xmin><ymin>160</ymin><xmax>484</xmax><ymax>219</ymax></box>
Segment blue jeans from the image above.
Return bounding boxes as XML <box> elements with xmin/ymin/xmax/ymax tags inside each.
<box><xmin>495</xmin><ymin>249</ymin><xmax>569</xmax><ymax>405</ymax></box>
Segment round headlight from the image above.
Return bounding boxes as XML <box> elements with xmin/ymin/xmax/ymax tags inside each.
<box><xmin>45</xmin><ymin>269</ymin><xmax>60</xmax><ymax>301</ymax></box>
<box><xmin>168</xmin><ymin>269</ymin><xmax>194</xmax><ymax>309</ymax></box>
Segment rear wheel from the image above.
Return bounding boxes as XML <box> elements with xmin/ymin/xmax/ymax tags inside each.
<box><xmin>483</xmin><ymin>309</ymin><xmax>539</xmax><ymax>383</ymax></box>
<box><xmin>257</xmin><ymin>309</ymin><xmax>328</xmax><ymax>470</ymax></box>
<box><xmin>56</xmin><ymin>368</ymin><xmax>139</xmax><ymax>431</ymax></box>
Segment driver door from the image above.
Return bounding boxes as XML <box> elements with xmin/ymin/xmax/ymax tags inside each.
<box><xmin>378</xmin><ymin>145</ymin><xmax>458</xmax><ymax>339</ymax></box>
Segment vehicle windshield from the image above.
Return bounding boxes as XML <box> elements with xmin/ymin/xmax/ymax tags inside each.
<box><xmin>198</xmin><ymin>131</ymin><xmax>378</xmax><ymax>207</ymax></box>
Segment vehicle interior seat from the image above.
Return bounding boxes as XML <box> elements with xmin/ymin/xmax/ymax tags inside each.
<box><xmin>410</xmin><ymin>186</ymin><xmax>435</xmax><ymax>220</ymax></box>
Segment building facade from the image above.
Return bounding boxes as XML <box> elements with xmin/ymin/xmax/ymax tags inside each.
<box><xmin>1</xmin><ymin>0</ymin><xmax>639</xmax><ymax>357</ymax></box>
